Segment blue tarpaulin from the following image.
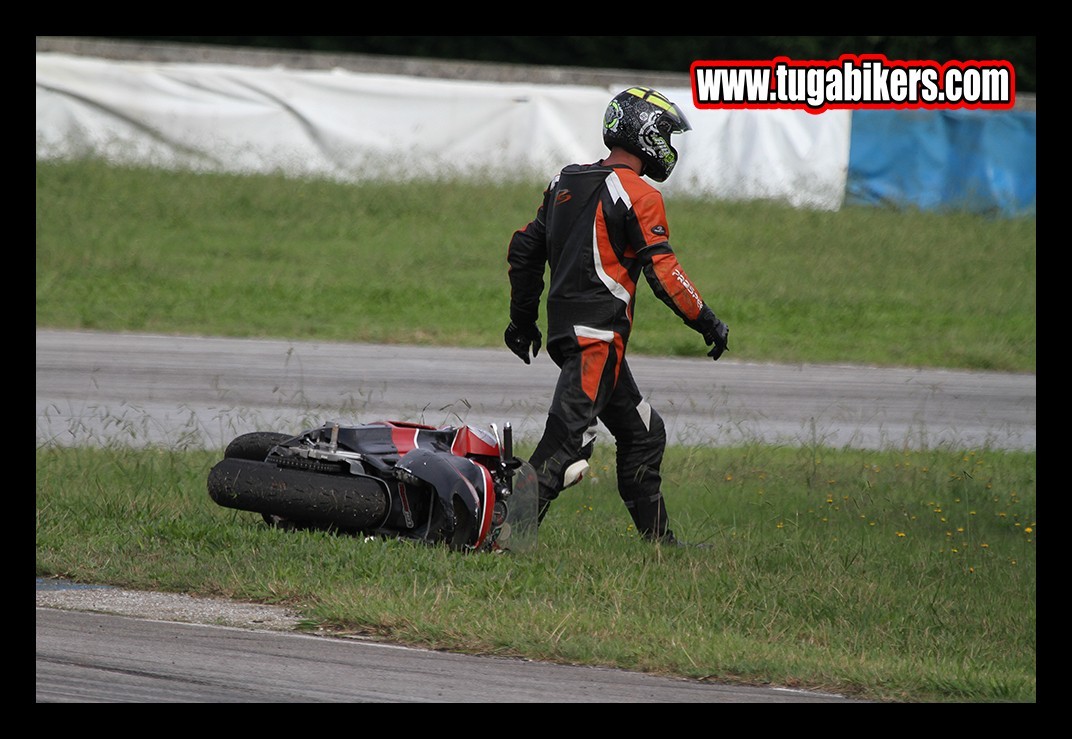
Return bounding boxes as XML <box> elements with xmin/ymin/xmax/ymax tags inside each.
<box><xmin>846</xmin><ymin>108</ymin><xmax>1036</xmax><ymax>217</ymax></box>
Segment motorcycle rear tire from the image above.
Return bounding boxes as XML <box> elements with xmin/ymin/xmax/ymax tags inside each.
<box><xmin>224</xmin><ymin>431</ymin><xmax>293</xmax><ymax>461</ymax></box>
<box><xmin>208</xmin><ymin>458</ymin><xmax>390</xmax><ymax>531</ymax></box>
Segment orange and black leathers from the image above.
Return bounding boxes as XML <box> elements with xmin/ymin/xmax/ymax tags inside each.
<box><xmin>507</xmin><ymin>162</ymin><xmax>713</xmax><ymax>539</ymax></box>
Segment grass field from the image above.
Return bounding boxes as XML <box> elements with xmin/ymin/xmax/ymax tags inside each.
<box><xmin>36</xmin><ymin>158</ymin><xmax>1036</xmax><ymax>372</ymax></box>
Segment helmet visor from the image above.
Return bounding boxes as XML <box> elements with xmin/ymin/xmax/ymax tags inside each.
<box><xmin>661</xmin><ymin>99</ymin><xmax>692</xmax><ymax>134</ymax></box>
<box><xmin>623</xmin><ymin>86</ymin><xmax>693</xmax><ymax>134</ymax></box>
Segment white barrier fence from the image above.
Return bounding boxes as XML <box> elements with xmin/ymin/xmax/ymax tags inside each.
<box><xmin>36</xmin><ymin>52</ymin><xmax>851</xmax><ymax>210</ymax></box>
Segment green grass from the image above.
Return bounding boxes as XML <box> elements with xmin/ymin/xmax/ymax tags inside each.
<box><xmin>36</xmin><ymin>441</ymin><xmax>1035</xmax><ymax>703</ymax></box>
<box><xmin>36</xmin><ymin>158</ymin><xmax>1036</xmax><ymax>372</ymax></box>
<box><xmin>36</xmin><ymin>158</ymin><xmax>1036</xmax><ymax>702</ymax></box>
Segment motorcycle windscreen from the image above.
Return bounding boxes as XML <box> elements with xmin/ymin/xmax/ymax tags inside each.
<box><xmin>497</xmin><ymin>460</ymin><xmax>539</xmax><ymax>554</ymax></box>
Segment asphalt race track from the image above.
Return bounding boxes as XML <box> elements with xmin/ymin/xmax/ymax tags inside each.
<box><xmin>36</xmin><ymin>329</ymin><xmax>1035</xmax><ymax>453</ymax></box>
<box><xmin>36</xmin><ymin>606</ymin><xmax>862</xmax><ymax>703</ymax></box>
<box><xmin>36</xmin><ymin>329</ymin><xmax>1034</xmax><ymax>702</ymax></box>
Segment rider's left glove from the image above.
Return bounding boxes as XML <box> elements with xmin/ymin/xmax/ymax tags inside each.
<box><xmin>696</xmin><ymin>306</ymin><xmax>730</xmax><ymax>361</ymax></box>
<box><xmin>504</xmin><ymin>321</ymin><xmax>542</xmax><ymax>365</ymax></box>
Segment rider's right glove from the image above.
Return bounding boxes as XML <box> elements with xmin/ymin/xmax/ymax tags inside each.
<box><xmin>696</xmin><ymin>306</ymin><xmax>730</xmax><ymax>361</ymax></box>
<box><xmin>504</xmin><ymin>321</ymin><xmax>542</xmax><ymax>365</ymax></box>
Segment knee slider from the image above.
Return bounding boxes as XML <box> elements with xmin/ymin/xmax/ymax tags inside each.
<box><xmin>563</xmin><ymin>459</ymin><xmax>589</xmax><ymax>488</ymax></box>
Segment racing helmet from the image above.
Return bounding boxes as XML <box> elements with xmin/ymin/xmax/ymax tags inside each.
<box><xmin>603</xmin><ymin>86</ymin><xmax>692</xmax><ymax>182</ymax></box>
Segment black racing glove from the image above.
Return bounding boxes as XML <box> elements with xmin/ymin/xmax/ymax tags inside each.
<box><xmin>705</xmin><ymin>320</ymin><xmax>730</xmax><ymax>360</ymax></box>
<box><xmin>696</xmin><ymin>306</ymin><xmax>729</xmax><ymax>361</ymax></box>
<box><xmin>504</xmin><ymin>321</ymin><xmax>542</xmax><ymax>365</ymax></box>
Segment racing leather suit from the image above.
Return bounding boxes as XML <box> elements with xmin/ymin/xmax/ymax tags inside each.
<box><xmin>507</xmin><ymin>161</ymin><xmax>718</xmax><ymax>540</ymax></box>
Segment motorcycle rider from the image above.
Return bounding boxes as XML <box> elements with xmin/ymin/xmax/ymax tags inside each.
<box><xmin>505</xmin><ymin>86</ymin><xmax>730</xmax><ymax>544</ymax></box>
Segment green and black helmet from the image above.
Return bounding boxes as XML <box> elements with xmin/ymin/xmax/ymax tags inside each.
<box><xmin>602</xmin><ymin>86</ymin><xmax>692</xmax><ymax>182</ymax></box>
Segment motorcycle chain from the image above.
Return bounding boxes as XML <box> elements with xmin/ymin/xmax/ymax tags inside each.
<box><xmin>272</xmin><ymin>456</ymin><xmax>348</xmax><ymax>474</ymax></box>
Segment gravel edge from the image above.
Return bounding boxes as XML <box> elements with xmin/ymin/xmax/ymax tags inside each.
<box><xmin>36</xmin><ymin>581</ymin><xmax>305</xmax><ymax>632</ymax></box>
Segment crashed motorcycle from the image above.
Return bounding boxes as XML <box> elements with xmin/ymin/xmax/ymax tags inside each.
<box><xmin>207</xmin><ymin>419</ymin><xmax>538</xmax><ymax>553</ymax></box>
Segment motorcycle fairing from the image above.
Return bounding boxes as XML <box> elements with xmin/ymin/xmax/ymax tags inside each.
<box><xmin>396</xmin><ymin>447</ymin><xmax>495</xmax><ymax>550</ymax></box>
<box><xmin>449</xmin><ymin>424</ymin><xmax>501</xmax><ymax>458</ymax></box>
